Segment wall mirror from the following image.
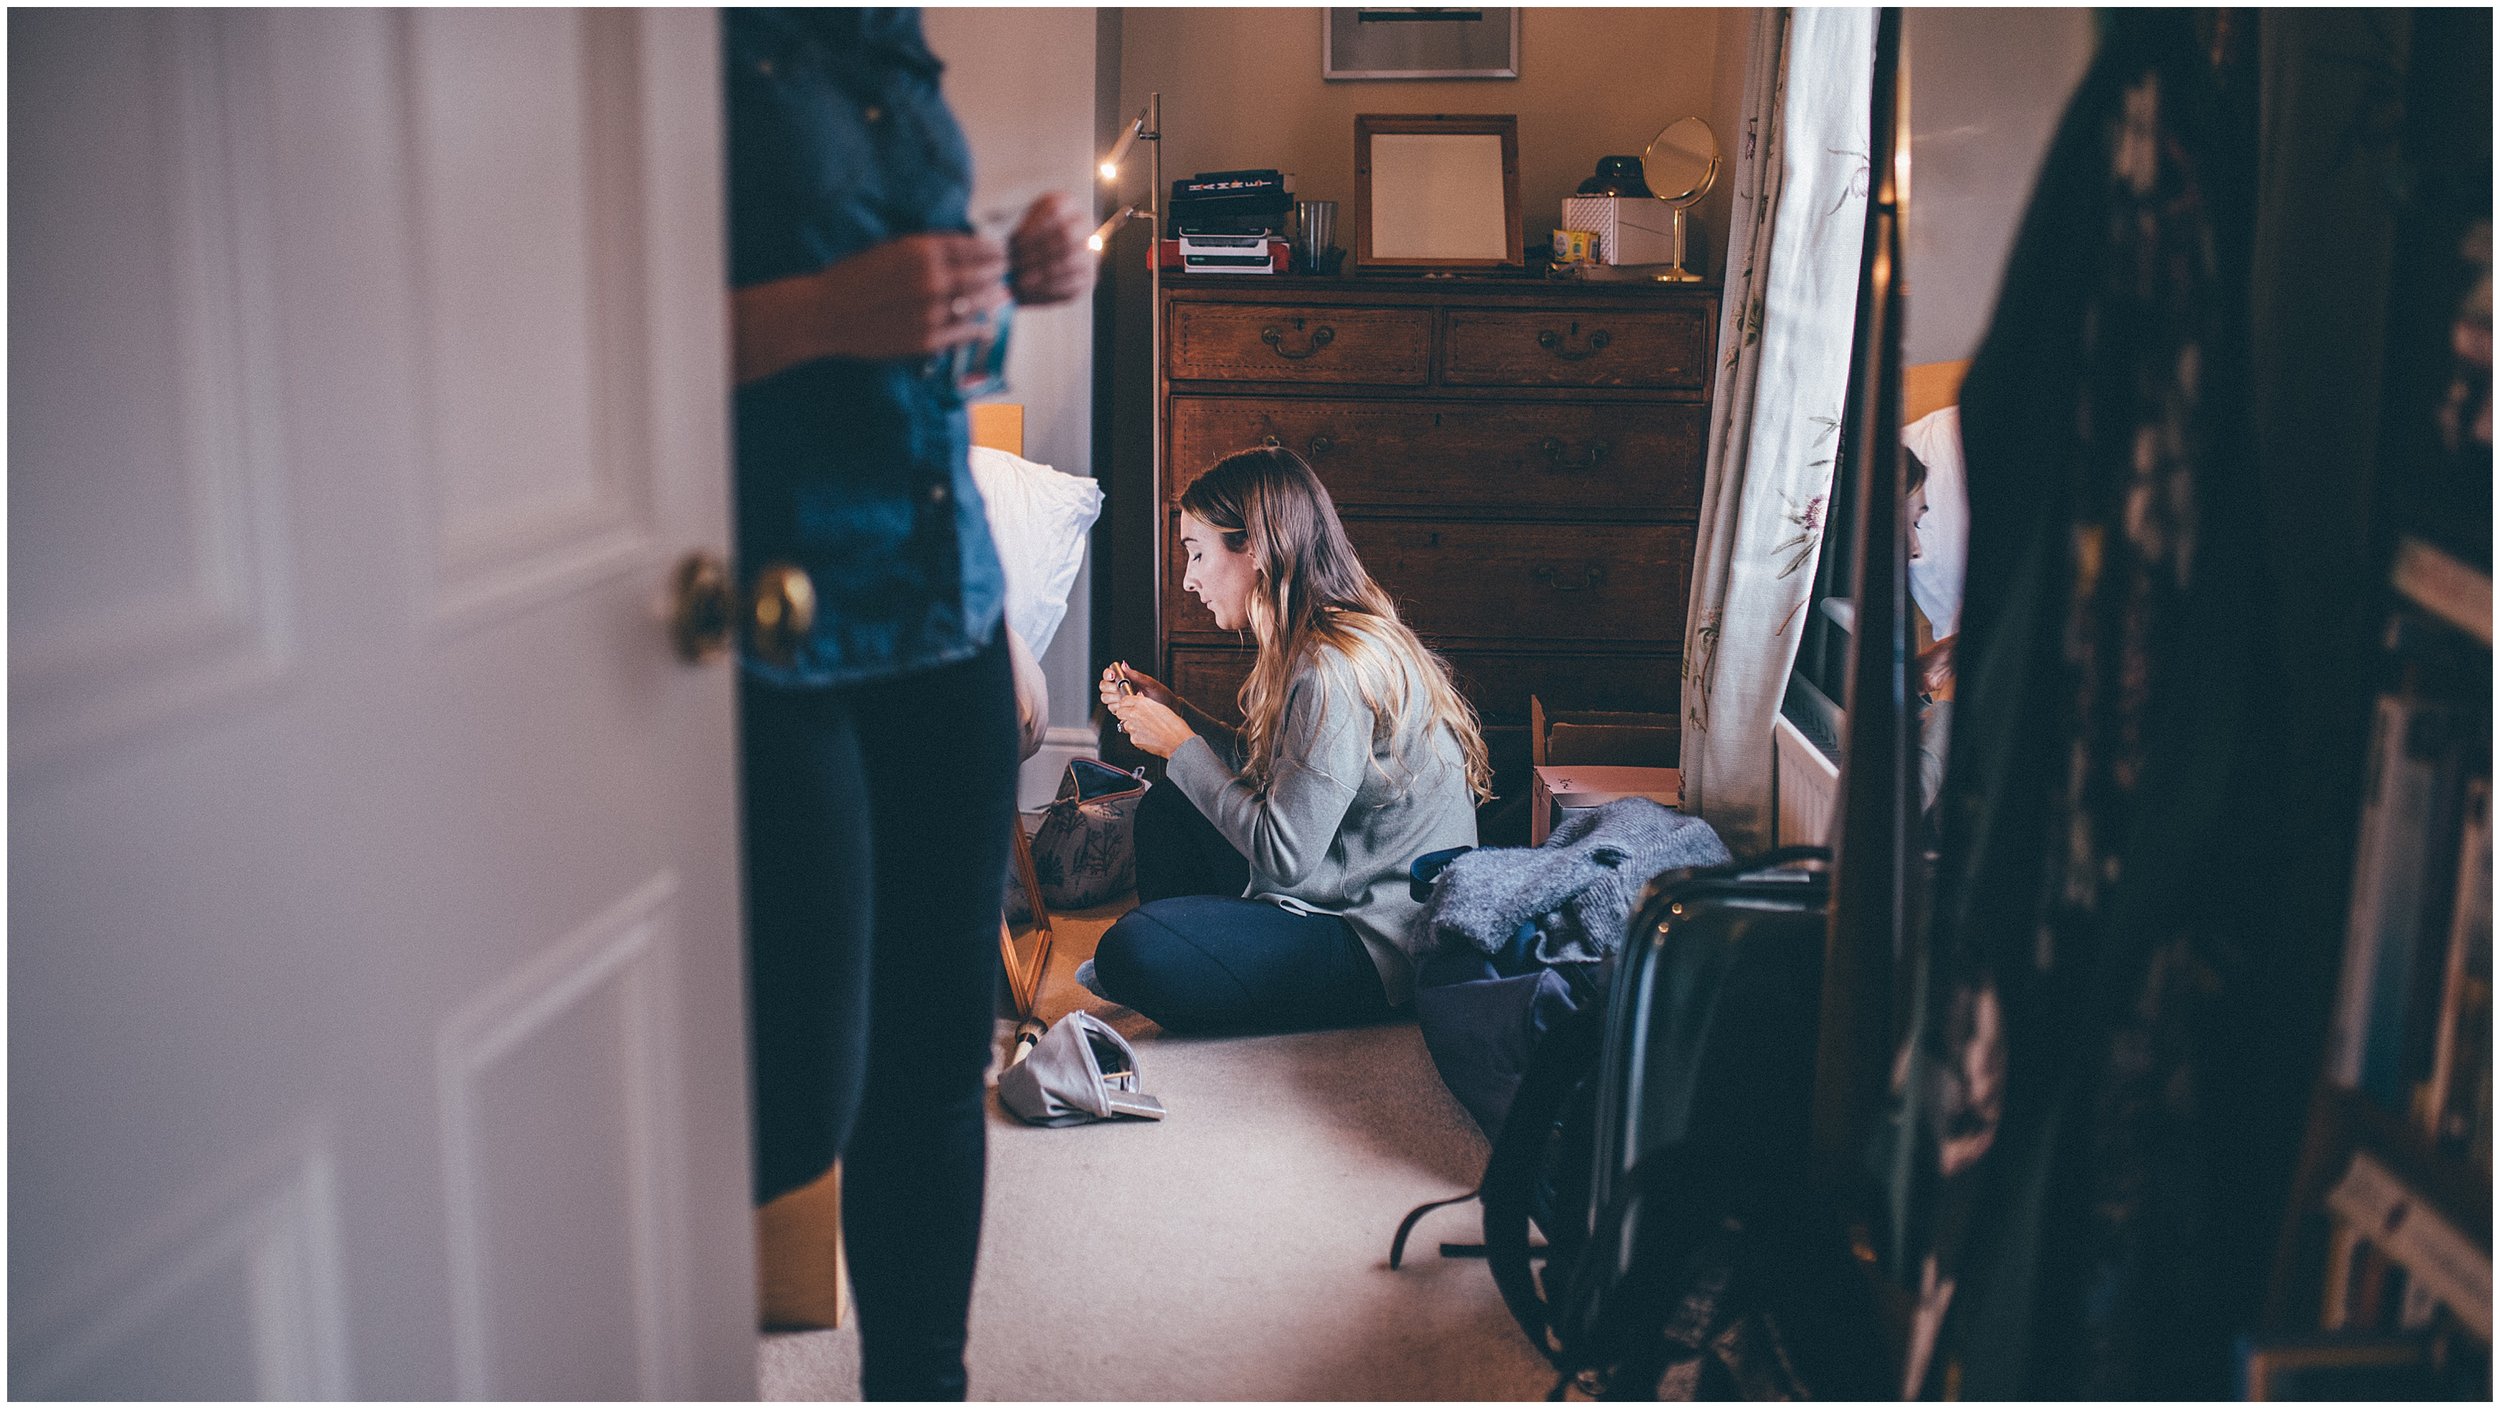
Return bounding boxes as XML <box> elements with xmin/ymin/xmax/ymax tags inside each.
<box><xmin>1354</xmin><ymin>113</ymin><xmax>1523</xmax><ymax>271</ymax></box>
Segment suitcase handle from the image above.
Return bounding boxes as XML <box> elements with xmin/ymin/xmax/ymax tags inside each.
<box><xmin>1725</xmin><ymin>845</ymin><xmax>1832</xmax><ymax>882</ymax></box>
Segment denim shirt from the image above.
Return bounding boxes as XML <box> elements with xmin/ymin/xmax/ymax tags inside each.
<box><xmin>723</xmin><ymin>8</ymin><xmax>1006</xmax><ymax>688</ymax></box>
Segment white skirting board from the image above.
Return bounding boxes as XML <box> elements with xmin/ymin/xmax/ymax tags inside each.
<box><xmin>1018</xmin><ymin>726</ymin><xmax>1100</xmax><ymax>811</ymax></box>
<box><xmin>1772</xmin><ymin>714</ymin><xmax>1841</xmax><ymax>851</ymax></box>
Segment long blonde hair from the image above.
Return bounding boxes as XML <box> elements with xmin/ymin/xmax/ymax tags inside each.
<box><xmin>1179</xmin><ymin>447</ymin><xmax>1492</xmax><ymax>802</ymax></box>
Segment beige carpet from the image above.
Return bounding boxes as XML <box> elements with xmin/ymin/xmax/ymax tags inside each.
<box><xmin>759</xmin><ymin>894</ymin><xmax>1558</xmax><ymax>1401</ymax></box>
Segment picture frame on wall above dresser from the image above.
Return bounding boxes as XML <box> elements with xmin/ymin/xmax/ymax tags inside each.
<box><xmin>1324</xmin><ymin>8</ymin><xmax>1520</xmax><ymax>81</ymax></box>
<box><xmin>1355</xmin><ymin>114</ymin><xmax>1524</xmax><ymax>271</ymax></box>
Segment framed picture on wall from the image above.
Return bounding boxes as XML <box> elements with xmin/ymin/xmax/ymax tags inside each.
<box><xmin>1324</xmin><ymin>9</ymin><xmax>1520</xmax><ymax>81</ymax></box>
<box><xmin>1353</xmin><ymin>113</ymin><xmax>1523</xmax><ymax>271</ymax></box>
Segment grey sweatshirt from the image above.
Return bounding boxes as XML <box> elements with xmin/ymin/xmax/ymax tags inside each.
<box><xmin>1164</xmin><ymin>646</ymin><xmax>1479</xmax><ymax>1006</ymax></box>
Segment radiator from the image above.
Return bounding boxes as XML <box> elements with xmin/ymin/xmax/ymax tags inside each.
<box><xmin>1773</xmin><ymin>715</ymin><xmax>1841</xmax><ymax>850</ymax></box>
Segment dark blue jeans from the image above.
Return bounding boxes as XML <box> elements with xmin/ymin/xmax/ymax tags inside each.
<box><xmin>1093</xmin><ymin>780</ymin><xmax>1393</xmax><ymax>1034</ymax></box>
<box><xmin>740</xmin><ymin>636</ymin><xmax>1013</xmax><ymax>1401</ymax></box>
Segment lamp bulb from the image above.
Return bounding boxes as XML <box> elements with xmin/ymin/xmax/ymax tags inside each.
<box><xmin>1098</xmin><ymin>161</ymin><xmax>1119</xmax><ymax>181</ymax></box>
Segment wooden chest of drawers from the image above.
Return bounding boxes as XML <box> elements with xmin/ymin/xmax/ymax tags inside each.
<box><xmin>1111</xmin><ymin>273</ymin><xmax>1718</xmax><ymax>832</ymax></box>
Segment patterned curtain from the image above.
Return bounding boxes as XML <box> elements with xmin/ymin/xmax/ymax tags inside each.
<box><xmin>1679</xmin><ymin>7</ymin><xmax>1877</xmax><ymax>852</ymax></box>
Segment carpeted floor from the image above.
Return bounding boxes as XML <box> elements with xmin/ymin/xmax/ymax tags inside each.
<box><xmin>758</xmin><ymin>890</ymin><xmax>1558</xmax><ymax>1401</ymax></box>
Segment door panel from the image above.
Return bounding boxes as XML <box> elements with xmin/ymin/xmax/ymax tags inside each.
<box><xmin>8</xmin><ymin>11</ymin><xmax>752</xmax><ymax>1398</ymax></box>
<box><xmin>7</xmin><ymin>8</ymin><xmax>295</xmax><ymax>769</ymax></box>
<box><xmin>403</xmin><ymin>9</ymin><xmax>658</xmax><ymax>624</ymax></box>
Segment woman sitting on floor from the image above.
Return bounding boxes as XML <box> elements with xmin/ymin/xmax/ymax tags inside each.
<box><xmin>1090</xmin><ymin>447</ymin><xmax>1489</xmax><ymax>1034</ymax></box>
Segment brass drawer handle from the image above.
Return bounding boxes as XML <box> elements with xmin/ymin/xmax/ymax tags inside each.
<box><xmin>1536</xmin><ymin>327</ymin><xmax>1613</xmax><ymax>361</ymax></box>
<box><xmin>1538</xmin><ymin>437</ymin><xmax>1611</xmax><ymax>470</ymax></box>
<box><xmin>1259</xmin><ymin>432</ymin><xmax>1338</xmax><ymax>458</ymax></box>
<box><xmin>1261</xmin><ymin>324</ymin><xmax>1336</xmax><ymax>360</ymax></box>
<box><xmin>1532</xmin><ymin>563</ymin><xmax>1608</xmax><ymax>593</ymax></box>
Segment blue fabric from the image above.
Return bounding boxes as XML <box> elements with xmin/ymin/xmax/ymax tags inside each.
<box><xmin>1134</xmin><ymin>774</ymin><xmax>1250</xmax><ymax>904</ymax></box>
<box><xmin>723</xmin><ymin>8</ymin><xmax>1005</xmax><ymax>688</ymax></box>
<box><xmin>1092</xmin><ymin>895</ymin><xmax>1393</xmax><ymax>1035</ymax></box>
<box><xmin>1414</xmin><ymin>942</ymin><xmax>1600</xmax><ymax>1137</ymax></box>
<box><xmin>1408</xmin><ymin>846</ymin><xmax>1603</xmax><ymax>1135</ymax></box>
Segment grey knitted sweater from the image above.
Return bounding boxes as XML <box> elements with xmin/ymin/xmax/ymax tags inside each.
<box><xmin>1417</xmin><ymin>798</ymin><xmax>1732</xmax><ymax>965</ymax></box>
<box><xmin>1165</xmin><ymin>646</ymin><xmax>1479</xmax><ymax>1006</ymax></box>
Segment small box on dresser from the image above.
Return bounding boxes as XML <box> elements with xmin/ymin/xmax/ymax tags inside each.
<box><xmin>1562</xmin><ymin>195</ymin><xmax>1680</xmax><ymax>266</ymax></box>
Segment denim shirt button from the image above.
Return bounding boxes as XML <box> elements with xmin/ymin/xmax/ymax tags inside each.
<box><xmin>928</xmin><ymin>482</ymin><xmax>951</xmax><ymax>505</ymax></box>
<box><xmin>863</xmin><ymin>104</ymin><xmax>885</xmax><ymax>124</ymax></box>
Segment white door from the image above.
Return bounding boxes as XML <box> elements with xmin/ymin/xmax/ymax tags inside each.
<box><xmin>9</xmin><ymin>10</ymin><xmax>755</xmax><ymax>1397</ymax></box>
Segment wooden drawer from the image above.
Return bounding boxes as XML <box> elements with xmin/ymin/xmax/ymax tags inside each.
<box><xmin>1166</xmin><ymin>517</ymin><xmax>1692</xmax><ymax>645</ymax></box>
<box><xmin>1441</xmin><ymin>306</ymin><xmax>1710</xmax><ymax>390</ymax></box>
<box><xmin>1347</xmin><ymin>521</ymin><xmax>1693</xmax><ymax>644</ymax></box>
<box><xmin>1439</xmin><ymin>650</ymin><xmax>1681</xmax><ymax>726</ymax></box>
<box><xmin>1168</xmin><ymin>397</ymin><xmax>1705</xmax><ymax>516</ymax></box>
<box><xmin>1167</xmin><ymin>302</ymin><xmax>1431</xmax><ymax>385</ymax></box>
<box><xmin>1168</xmin><ymin>647</ymin><xmax>1255</xmax><ymax>724</ymax></box>
<box><xmin>1168</xmin><ymin>645</ymin><xmax>1679</xmax><ymax>730</ymax></box>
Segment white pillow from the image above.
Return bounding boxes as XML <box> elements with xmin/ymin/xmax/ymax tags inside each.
<box><xmin>1901</xmin><ymin>405</ymin><xmax>1969</xmax><ymax>639</ymax></box>
<box><xmin>967</xmin><ymin>444</ymin><xmax>1103</xmax><ymax>661</ymax></box>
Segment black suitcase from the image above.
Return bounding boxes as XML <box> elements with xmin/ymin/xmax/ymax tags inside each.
<box><xmin>1482</xmin><ymin>847</ymin><xmax>1885</xmax><ymax>1398</ymax></box>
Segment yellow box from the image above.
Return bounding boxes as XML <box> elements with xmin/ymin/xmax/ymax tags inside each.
<box><xmin>1550</xmin><ymin>228</ymin><xmax>1598</xmax><ymax>264</ymax></box>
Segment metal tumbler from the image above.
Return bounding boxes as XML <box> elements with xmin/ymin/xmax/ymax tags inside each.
<box><xmin>1294</xmin><ymin>200</ymin><xmax>1336</xmax><ymax>275</ymax></box>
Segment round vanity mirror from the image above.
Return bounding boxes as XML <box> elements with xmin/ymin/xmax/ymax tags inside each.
<box><xmin>1641</xmin><ymin>117</ymin><xmax>1721</xmax><ymax>282</ymax></box>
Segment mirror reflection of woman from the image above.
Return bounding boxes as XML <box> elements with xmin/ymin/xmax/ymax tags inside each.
<box><xmin>1091</xmin><ymin>448</ymin><xmax>1489</xmax><ymax>1033</ymax></box>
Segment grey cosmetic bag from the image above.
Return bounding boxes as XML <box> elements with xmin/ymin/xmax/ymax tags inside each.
<box><xmin>997</xmin><ymin>1013</ymin><xmax>1164</xmax><ymax>1126</ymax></box>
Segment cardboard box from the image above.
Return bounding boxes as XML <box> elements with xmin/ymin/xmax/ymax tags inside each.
<box><xmin>757</xmin><ymin>1164</ymin><xmax>848</xmax><ymax>1329</ymax></box>
<box><xmin>1530</xmin><ymin>696</ymin><xmax>1682</xmax><ymax>844</ymax></box>
<box><xmin>1533</xmin><ymin>763</ymin><xmax>1684</xmax><ymax>844</ymax></box>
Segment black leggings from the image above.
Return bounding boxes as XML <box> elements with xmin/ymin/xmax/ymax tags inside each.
<box><xmin>741</xmin><ymin>637</ymin><xmax>1015</xmax><ymax>1401</ymax></box>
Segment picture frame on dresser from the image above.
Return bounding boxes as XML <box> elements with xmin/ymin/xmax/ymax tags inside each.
<box><xmin>1354</xmin><ymin>114</ymin><xmax>1524</xmax><ymax>271</ymax></box>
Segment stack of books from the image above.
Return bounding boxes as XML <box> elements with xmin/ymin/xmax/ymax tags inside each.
<box><xmin>2327</xmin><ymin>550</ymin><xmax>2494</xmax><ymax>1173</ymax></box>
<box><xmin>1163</xmin><ymin>168</ymin><xmax>1290</xmax><ymax>275</ymax></box>
<box><xmin>2318</xmin><ymin>1149</ymin><xmax>2489</xmax><ymax>1342</ymax></box>
<box><xmin>2263</xmin><ymin>535</ymin><xmax>2494</xmax><ymax>1401</ymax></box>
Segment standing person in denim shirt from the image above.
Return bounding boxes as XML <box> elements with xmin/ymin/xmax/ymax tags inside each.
<box><xmin>724</xmin><ymin>9</ymin><xmax>1090</xmax><ymax>1399</ymax></box>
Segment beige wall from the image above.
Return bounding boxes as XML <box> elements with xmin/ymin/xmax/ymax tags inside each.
<box><xmin>1119</xmin><ymin>7</ymin><xmax>1743</xmax><ymax>274</ymax></box>
<box><xmin>924</xmin><ymin>7</ymin><xmax>1102</xmax><ymax>731</ymax></box>
<box><xmin>1902</xmin><ymin>7</ymin><xmax>2094</xmax><ymax>363</ymax></box>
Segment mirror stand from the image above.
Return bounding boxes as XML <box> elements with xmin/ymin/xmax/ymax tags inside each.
<box><xmin>1641</xmin><ymin>116</ymin><xmax>1721</xmax><ymax>284</ymax></box>
<box><xmin>1654</xmin><ymin>207</ymin><xmax>1705</xmax><ymax>283</ymax></box>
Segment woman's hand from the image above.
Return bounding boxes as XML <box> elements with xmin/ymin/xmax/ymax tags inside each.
<box><xmin>1098</xmin><ymin>661</ymin><xmax>1178</xmax><ymax>713</ymax></box>
<box><xmin>731</xmin><ymin>232</ymin><xmax>1009</xmax><ymax>384</ymax></box>
<box><xmin>1106</xmin><ymin>692</ymin><xmax>1192</xmax><ymax>759</ymax></box>
<box><xmin>1008</xmin><ymin>193</ymin><xmax>1094</xmax><ymax>307</ymax></box>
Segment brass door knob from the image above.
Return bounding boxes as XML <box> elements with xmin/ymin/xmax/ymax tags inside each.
<box><xmin>669</xmin><ymin>553</ymin><xmax>817</xmax><ymax>668</ymax></box>
<box><xmin>670</xmin><ymin>554</ymin><xmax>732</xmax><ymax>662</ymax></box>
<box><xmin>748</xmin><ymin>563</ymin><xmax>817</xmax><ymax>668</ymax></box>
